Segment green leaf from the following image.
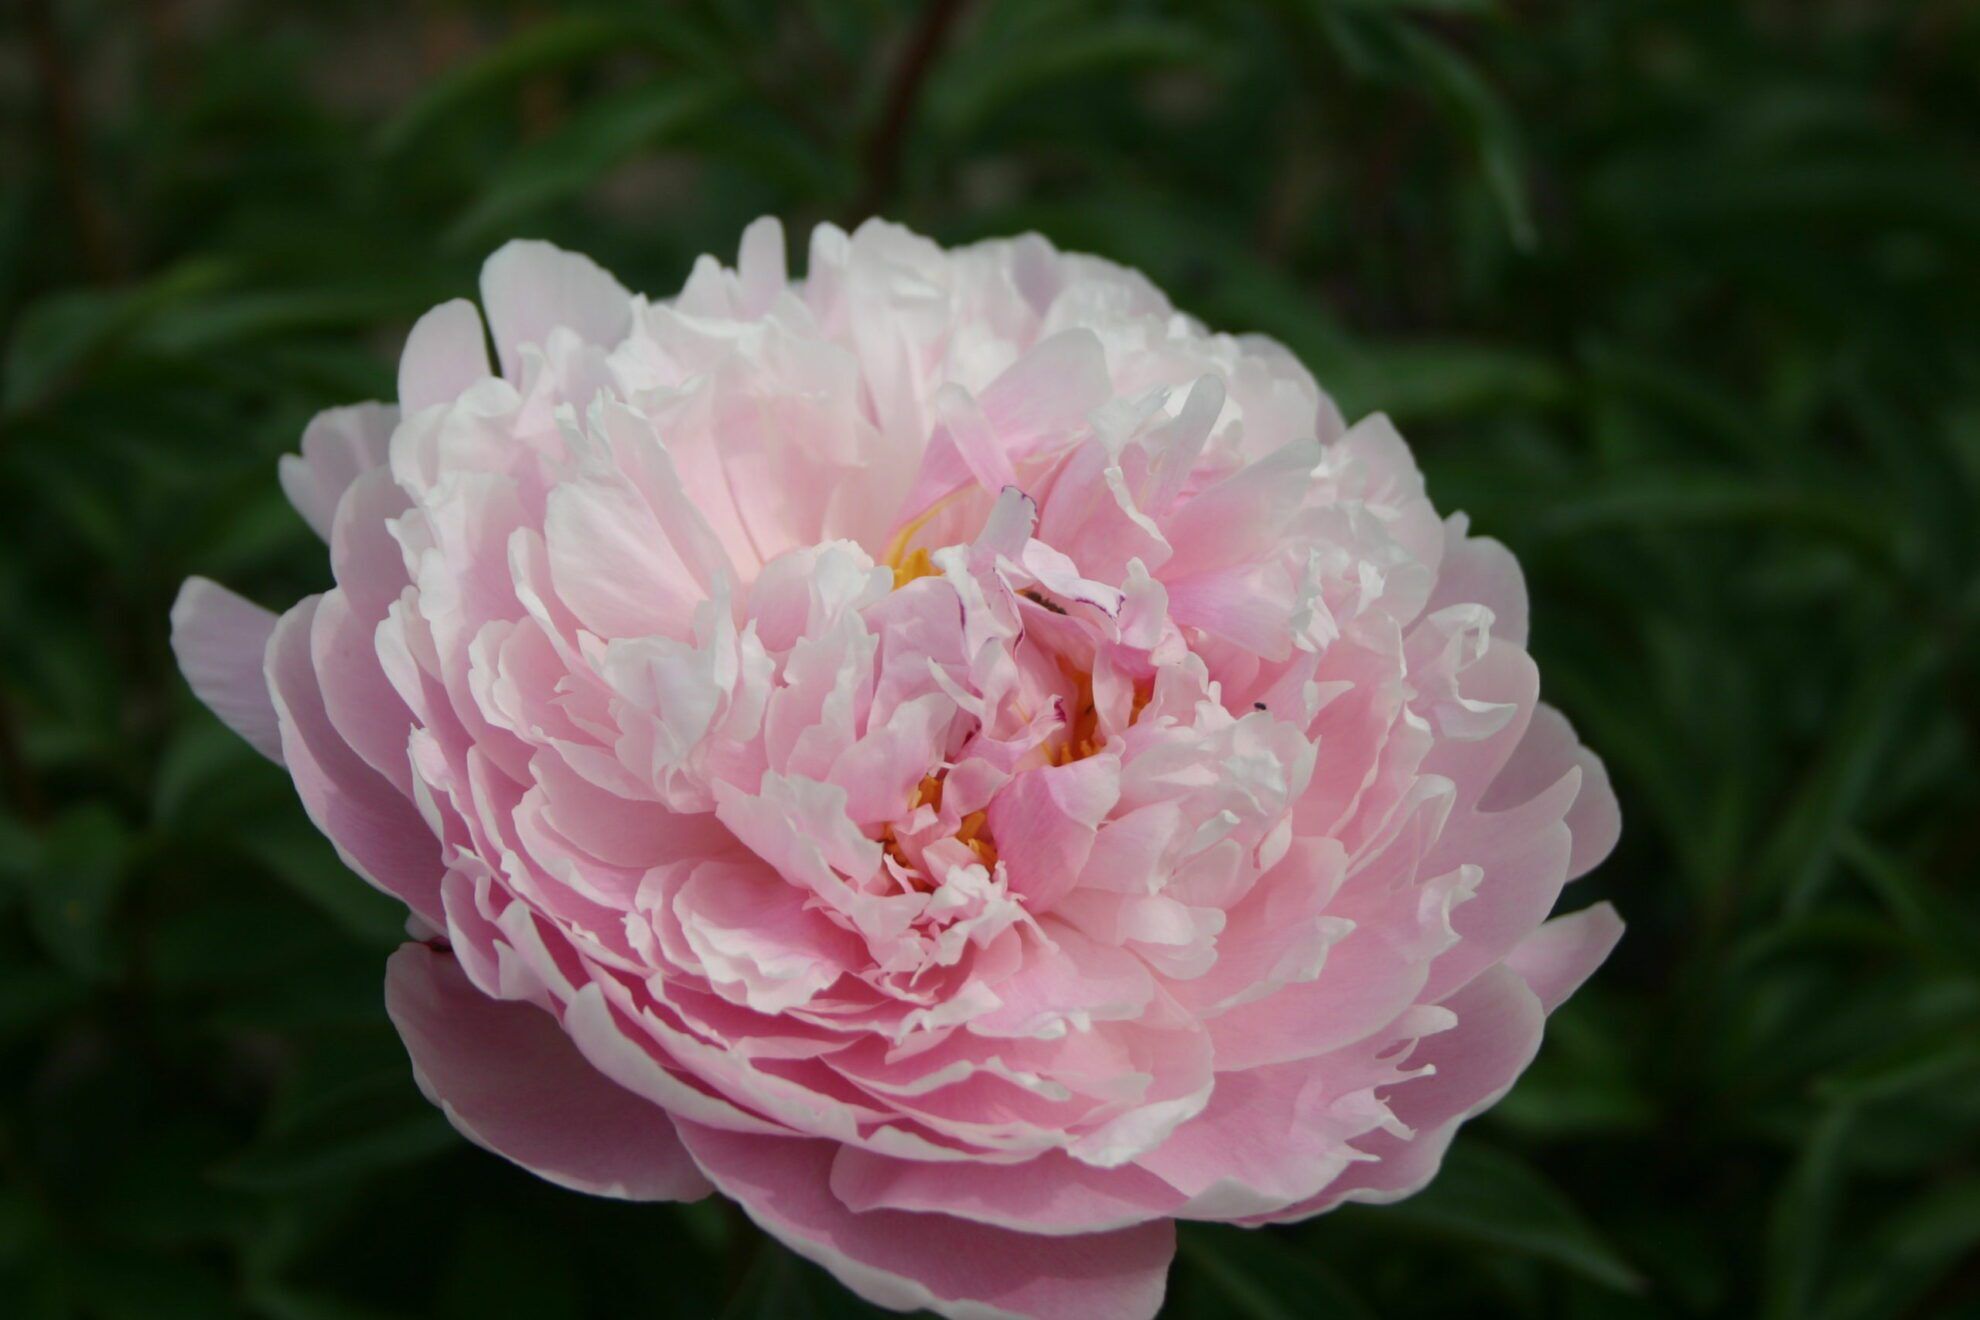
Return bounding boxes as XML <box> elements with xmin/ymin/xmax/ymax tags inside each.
<box><xmin>20</xmin><ymin>803</ymin><xmax>131</xmax><ymax>981</ymax></box>
<box><xmin>1356</xmin><ymin>1140</ymin><xmax>1643</xmax><ymax>1292</ymax></box>
<box><xmin>718</xmin><ymin>1240</ymin><xmax>815</xmax><ymax>1320</ymax></box>
<box><xmin>1812</xmin><ymin>1031</ymin><xmax>1980</xmax><ymax>1108</ymax></box>
<box><xmin>1334</xmin><ymin>0</ymin><xmax>1499</xmax><ymax>11</ymax></box>
<box><xmin>438</xmin><ymin>1213</ymin><xmax>581</xmax><ymax>1320</ymax></box>
<box><xmin>243</xmin><ymin>1285</ymin><xmax>404</xmax><ymax>1320</ymax></box>
<box><xmin>447</xmin><ymin>78</ymin><xmax>743</xmax><ymax>245</ymax></box>
<box><xmin>1763</xmin><ymin>1102</ymin><xmax>1855</xmax><ymax>1320</ymax></box>
<box><xmin>1755</xmin><ymin>633</ymin><xmax>1937</xmax><ymax>913</ymax></box>
<box><xmin>1290</xmin><ymin>5</ymin><xmax>1535</xmax><ymax>249</ymax></box>
<box><xmin>1385</xmin><ymin>20</ymin><xmax>1536</xmax><ymax>251</ymax></box>
<box><xmin>375</xmin><ymin>13</ymin><xmax>724</xmax><ymax>156</ymax></box>
<box><xmin>930</xmin><ymin>17</ymin><xmax>1214</xmax><ymax>142</ymax></box>
<box><xmin>1839</xmin><ymin>833</ymin><xmax>1980</xmax><ymax>964</ymax></box>
<box><xmin>139</xmin><ymin>284</ymin><xmax>431</xmax><ymax>356</ymax></box>
<box><xmin>1818</xmin><ymin>1179</ymin><xmax>1980</xmax><ymax>1320</ymax></box>
<box><xmin>1532</xmin><ymin>471</ymin><xmax>1905</xmax><ymax>581</ymax></box>
<box><xmin>0</xmin><ymin>963</ymin><xmax>88</xmax><ymax>1043</ymax></box>
<box><xmin>67</xmin><ymin>1247</ymin><xmax>243</xmax><ymax>1320</ymax></box>
<box><xmin>1178</xmin><ymin>1224</ymin><xmax>1376</xmax><ymax>1320</ymax></box>
<box><xmin>152</xmin><ymin>718</ymin><xmax>289</xmax><ymax>832</ymax></box>
<box><xmin>2</xmin><ymin>259</ymin><xmax>236</xmax><ymax>415</ymax></box>
<box><xmin>1347</xmin><ymin>341</ymin><xmax>1567</xmax><ymax>421</ymax></box>
<box><xmin>241</xmin><ymin>824</ymin><xmax>409</xmax><ymax>950</ymax></box>
<box><xmin>215</xmin><ymin>1064</ymin><xmax>455</xmax><ymax>1192</ymax></box>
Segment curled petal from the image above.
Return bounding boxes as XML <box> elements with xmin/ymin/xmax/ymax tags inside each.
<box><xmin>387</xmin><ymin>942</ymin><xmax>711</xmax><ymax>1201</ymax></box>
<box><xmin>678</xmin><ymin>1123</ymin><xmax>1175</xmax><ymax>1320</ymax></box>
<box><xmin>171</xmin><ymin>577</ymin><xmax>284</xmax><ymax>763</ymax></box>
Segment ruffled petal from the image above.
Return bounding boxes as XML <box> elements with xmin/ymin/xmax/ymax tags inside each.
<box><xmin>386</xmin><ymin>942</ymin><xmax>711</xmax><ymax>1200</ymax></box>
<box><xmin>277</xmin><ymin>402</ymin><xmax>399</xmax><ymax>541</ymax></box>
<box><xmin>828</xmin><ymin>1147</ymin><xmax>1182</xmax><ymax>1236</ymax></box>
<box><xmin>265</xmin><ymin>597</ymin><xmax>444</xmax><ymax>924</ymax></box>
<box><xmin>677</xmin><ymin>1123</ymin><xmax>1174</xmax><ymax>1320</ymax></box>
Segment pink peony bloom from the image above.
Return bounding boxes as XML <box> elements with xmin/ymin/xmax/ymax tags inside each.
<box><xmin>173</xmin><ymin>219</ymin><xmax>1621</xmax><ymax>1319</ymax></box>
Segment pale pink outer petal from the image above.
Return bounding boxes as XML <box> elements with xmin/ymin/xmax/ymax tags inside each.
<box><xmin>277</xmin><ymin>402</ymin><xmax>398</xmax><ymax>541</ymax></box>
<box><xmin>264</xmin><ymin>597</ymin><xmax>444</xmax><ymax>925</ymax></box>
<box><xmin>675</xmin><ymin>1123</ymin><xmax>1174</xmax><ymax>1320</ymax></box>
<box><xmin>827</xmin><ymin>1147</ymin><xmax>1184</xmax><ymax>1236</ymax></box>
<box><xmin>1235</xmin><ymin>963</ymin><xmax>1546</xmax><ymax>1226</ymax></box>
<box><xmin>1484</xmin><ymin>703</ymin><xmax>1623</xmax><ymax>882</ymax></box>
<box><xmin>385</xmin><ymin>942</ymin><xmax>712</xmax><ymax>1201</ymax></box>
<box><xmin>479</xmin><ymin>239</ymin><xmax>632</xmax><ymax>378</ymax></box>
<box><xmin>1425</xmin><ymin>520</ymin><xmax>1528</xmax><ymax>647</ymax></box>
<box><xmin>1503</xmin><ymin>902</ymin><xmax>1624</xmax><ymax>1014</ymax></box>
<box><xmin>398</xmin><ymin>297</ymin><xmax>494</xmax><ymax>411</ymax></box>
<box><xmin>170</xmin><ymin>577</ymin><xmax>285</xmax><ymax>763</ymax></box>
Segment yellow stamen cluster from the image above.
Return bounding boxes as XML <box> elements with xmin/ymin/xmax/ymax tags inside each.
<box><xmin>881</xmin><ymin>496</ymin><xmax>963</xmax><ymax>591</ymax></box>
<box><xmin>1048</xmin><ymin>666</ymin><xmax>1152</xmax><ymax>767</ymax></box>
<box><xmin>891</xmin><ymin>545</ymin><xmax>937</xmax><ymax>590</ymax></box>
<box><xmin>955</xmin><ymin>809</ymin><xmax>997</xmax><ymax>868</ymax></box>
<box><xmin>880</xmin><ymin>772</ymin><xmax>1000</xmax><ymax>886</ymax></box>
<box><xmin>875</xmin><ymin>501</ymin><xmax>1157</xmax><ymax>887</ymax></box>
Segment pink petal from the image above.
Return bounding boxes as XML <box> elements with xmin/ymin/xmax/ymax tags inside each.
<box><xmin>1504</xmin><ymin>902</ymin><xmax>1624</xmax><ymax>1014</ymax></box>
<box><xmin>1426</xmin><ymin>516</ymin><xmax>1528</xmax><ymax>647</ymax></box>
<box><xmin>936</xmin><ymin>383</ymin><xmax>1020</xmax><ymax>497</ymax></box>
<box><xmin>987</xmin><ymin>757</ymin><xmax>1120</xmax><ymax>913</ymax></box>
<box><xmin>1421</xmin><ymin>765</ymin><xmax>1578</xmax><ymax>1003</ymax></box>
<box><xmin>676</xmin><ymin>1123</ymin><xmax>1174</xmax><ymax>1320</ymax></box>
<box><xmin>479</xmin><ymin>240</ymin><xmax>632</xmax><ymax>378</ymax></box>
<box><xmin>1159</xmin><ymin>440</ymin><xmax>1319</xmax><ymax>577</ymax></box>
<box><xmin>828</xmin><ymin>1147</ymin><xmax>1182</xmax><ymax>1236</ymax></box>
<box><xmin>265</xmin><ymin>597</ymin><xmax>444</xmax><ymax>924</ymax></box>
<box><xmin>1204</xmin><ymin>918</ymin><xmax>1429</xmax><ymax>1071</ymax></box>
<box><xmin>673</xmin><ymin>857</ymin><xmax>863</xmax><ymax>1013</ymax></box>
<box><xmin>543</xmin><ymin>475</ymin><xmax>707</xmax><ymax>640</ymax></box>
<box><xmin>1483</xmin><ymin>703</ymin><xmax>1622</xmax><ymax>882</ymax></box>
<box><xmin>1131</xmin><ymin>1048</ymin><xmax>1404</xmax><ymax>1220</ymax></box>
<box><xmin>397</xmin><ymin>297</ymin><xmax>492</xmax><ymax>412</ymax></box>
<box><xmin>1242</xmin><ymin>963</ymin><xmax>1546</xmax><ymax>1223</ymax></box>
<box><xmin>310</xmin><ymin>588</ymin><xmax>416</xmax><ymax>794</ymax></box>
<box><xmin>973</xmin><ymin>921</ymin><xmax>1157</xmax><ymax>1039</ymax></box>
<box><xmin>1163</xmin><ymin>563</ymin><xmax>1295</xmax><ymax>660</ymax></box>
<box><xmin>170</xmin><ymin>577</ymin><xmax>284</xmax><ymax>763</ymax></box>
<box><xmin>385</xmin><ymin>942</ymin><xmax>711</xmax><ymax>1200</ymax></box>
<box><xmin>735</xmin><ymin>215</ymin><xmax>788</xmax><ymax>315</ymax></box>
<box><xmin>329</xmin><ymin>466</ymin><xmax>415</xmax><ymax>618</ymax></box>
<box><xmin>1168</xmin><ymin>837</ymin><xmax>1348</xmax><ymax>1018</ymax></box>
<box><xmin>277</xmin><ymin>402</ymin><xmax>399</xmax><ymax>541</ymax></box>
<box><xmin>979</xmin><ymin>329</ymin><xmax>1112</xmax><ymax>453</ymax></box>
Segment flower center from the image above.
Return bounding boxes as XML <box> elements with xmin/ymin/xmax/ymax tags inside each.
<box><xmin>873</xmin><ymin>502</ymin><xmax>1151</xmax><ymax>895</ymax></box>
<box><xmin>1049</xmin><ymin>658</ymin><xmax>1153</xmax><ymax>768</ymax></box>
<box><xmin>882</xmin><ymin>503</ymin><xmax>949</xmax><ymax>590</ymax></box>
<box><xmin>1047</xmin><ymin>662</ymin><xmax>1102</xmax><ymax>767</ymax></box>
<box><xmin>880</xmin><ymin>771</ymin><xmax>998</xmax><ymax>891</ymax></box>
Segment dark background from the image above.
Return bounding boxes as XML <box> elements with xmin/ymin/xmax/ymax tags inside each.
<box><xmin>2</xmin><ymin>2</ymin><xmax>1978</xmax><ymax>1316</ymax></box>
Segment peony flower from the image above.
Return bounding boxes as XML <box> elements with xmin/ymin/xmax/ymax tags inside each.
<box><xmin>172</xmin><ymin>218</ymin><xmax>1620</xmax><ymax>1319</ymax></box>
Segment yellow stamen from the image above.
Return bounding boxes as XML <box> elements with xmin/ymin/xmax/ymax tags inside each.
<box><xmin>892</xmin><ymin>546</ymin><xmax>938</xmax><ymax>590</ymax></box>
<box><xmin>1048</xmin><ymin>666</ymin><xmax>1153</xmax><ymax>767</ymax></box>
<box><xmin>882</xmin><ymin>490</ymin><xmax>972</xmax><ymax>590</ymax></box>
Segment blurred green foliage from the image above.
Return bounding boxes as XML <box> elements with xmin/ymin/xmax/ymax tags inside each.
<box><xmin>2</xmin><ymin>0</ymin><xmax>1978</xmax><ymax>1316</ymax></box>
